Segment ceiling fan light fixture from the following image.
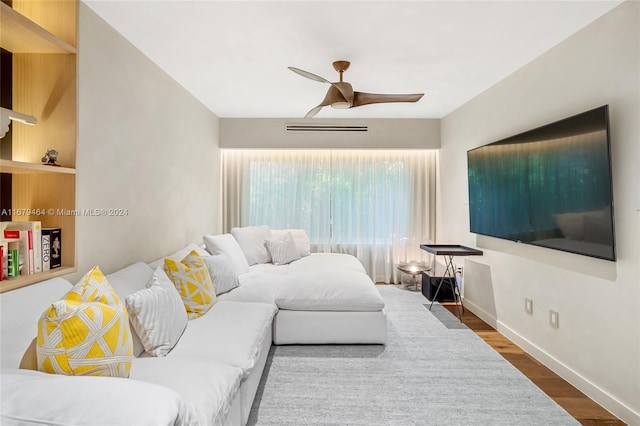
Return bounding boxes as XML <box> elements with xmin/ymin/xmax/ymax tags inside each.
<box><xmin>331</xmin><ymin>101</ymin><xmax>351</xmax><ymax>109</ymax></box>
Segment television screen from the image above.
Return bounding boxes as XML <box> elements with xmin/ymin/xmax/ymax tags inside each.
<box><xmin>467</xmin><ymin>105</ymin><xmax>616</xmax><ymax>261</ymax></box>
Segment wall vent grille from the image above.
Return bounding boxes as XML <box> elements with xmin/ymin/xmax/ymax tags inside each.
<box><xmin>285</xmin><ymin>124</ymin><xmax>368</xmax><ymax>132</ymax></box>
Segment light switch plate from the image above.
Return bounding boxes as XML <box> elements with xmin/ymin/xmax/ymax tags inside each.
<box><xmin>525</xmin><ymin>298</ymin><xmax>533</xmax><ymax>315</ymax></box>
<box><xmin>549</xmin><ymin>310</ymin><xmax>559</xmax><ymax>329</ymax></box>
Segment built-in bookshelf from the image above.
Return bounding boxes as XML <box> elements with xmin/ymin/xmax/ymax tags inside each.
<box><xmin>0</xmin><ymin>1</ymin><xmax>77</xmax><ymax>293</ymax></box>
<box><xmin>0</xmin><ymin>159</ymin><xmax>76</xmax><ymax>175</ymax></box>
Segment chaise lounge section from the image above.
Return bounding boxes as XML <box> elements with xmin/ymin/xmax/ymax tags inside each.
<box><xmin>206</xmin><ymin>227</ymin><xmax>387</xmax><ymax>344</ymax></box>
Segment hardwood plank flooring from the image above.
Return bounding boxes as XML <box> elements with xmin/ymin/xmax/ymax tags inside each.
<box><xmin>441</xmin><ymin>303</ymin><xmax>625</xmax><ymax>425</ymax></box>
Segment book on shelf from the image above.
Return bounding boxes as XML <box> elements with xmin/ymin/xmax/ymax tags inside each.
<box><xmin>3</xmin><ymin>229</ymin><xmax>32</xmax><ymax>275</ymax></box>
<box><xmin>2</xmin><ymin>221</ymin><xmax>42</xmax><ymax>274</ymax></box>
<box><xmin>0</xmin><ymin>234</ymin><xmax>20</xmax><ymax>280</ymax></box>
<box><xmin>1</xmin><ymin>235</ymin><xmax>22</xmax><ymax>279</ymax></box>
<box><xmin>41</xmin><ymin>231</ymin><xmax>50</xmax><ymax>272</ymax></box>
<box><xmin>7</xmin><ymin>241</ymin><xmax>20</xmax><ymax>279</ymax></box>
<box><xmin>42</xmin><ymin>228</ymin><xmax>61</xmax><ymax>270</ymax></box>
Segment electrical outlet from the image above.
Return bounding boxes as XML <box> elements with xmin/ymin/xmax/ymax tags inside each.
<box><xmin>549</xmin><ymin>310</ymin><xmax>559</xmax><ymax>329</ymax></box>
<box><xmin>525</xmin><ymin>298</ymin><xmax>533</xmax><ymax>314</ymax></box>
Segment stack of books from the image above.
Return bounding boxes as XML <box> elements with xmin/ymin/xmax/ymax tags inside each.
<box><xmin>1</xmin><ymin>221</ymin><xmax>61</xmax><ymax>280</ymax></box>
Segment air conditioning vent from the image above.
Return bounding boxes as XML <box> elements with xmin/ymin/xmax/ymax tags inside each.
<box><xmin>285</xmin><ymin>124</ymin><xmax>368</xmax><ymax>132</ymax></box>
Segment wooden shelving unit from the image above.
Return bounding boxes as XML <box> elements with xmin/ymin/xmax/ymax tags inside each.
<box><xmin>0</xmin><ymin>267</ymin><xmax>76</xmax><ymax>293</ymax></box>
<box><xmin>0</xmin><ymin>1</ymin><xmax>77</xmax><ymax>293</ymax></box>
<box><xmin>0</xmin><ymin>2</ymin><xmax>76</xmax><ymax>54</ymax></box>
<box><xmin>0</xmin><ymin>159</ymin><xmax>75</xmax><ymax>175</ymax></box>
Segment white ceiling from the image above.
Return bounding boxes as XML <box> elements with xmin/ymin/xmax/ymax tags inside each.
<box><xmin>83</xmin><ymin>0</ymin><xmax>622</xmax><ymax>119</ymax></box>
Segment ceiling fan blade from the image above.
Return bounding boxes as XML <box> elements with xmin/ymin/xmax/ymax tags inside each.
<box><xmin>352</xmin><ymin>92</ymin><xmax>424</xmax><ymax>107</ymax></box>
<box><xmin>305</xmin><ymin>105</ymin><xmax>323</xmax><ymax>119</ymax></box>
<box><xmin>331</xmin><ymin>82</ymin><xmax>354</xmax><ymax>105</ymax></box>
<box><xmin>288</xmin><ymin>67</ymin><xmax>331</xmax><ymax>84</ymax></box>
<box><xmin>302</xmin><ymin>86</ymin><xmax>348</xmax><ymax>118</ymax></box>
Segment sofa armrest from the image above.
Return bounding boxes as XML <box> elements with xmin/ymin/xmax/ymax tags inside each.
<box><xmin>1</xmin><ymin>368</ymin><xmax>198</xmax><ymax>426</ymax></box>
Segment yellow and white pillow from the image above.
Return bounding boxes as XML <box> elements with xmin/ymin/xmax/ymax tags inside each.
<box><xmin>36</xmin><ymin>266</ymin><xmax>133</xmax><ymax>378</ymax></box>
<box><xmin>164</xmin><ymin>250</ymin><xmax>216</xmax><ymax>319</ymax></box>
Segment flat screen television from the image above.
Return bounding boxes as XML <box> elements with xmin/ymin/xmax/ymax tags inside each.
<box><xmin>467</xmin><ymin>105</ymin><xmax>616</xmax><ymax>261</ymax></box>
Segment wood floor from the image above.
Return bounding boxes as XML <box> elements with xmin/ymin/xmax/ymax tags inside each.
<box><xmin>441</xmin><ymin>303</ymin><xmax>626</xmax><ymax>425</ymax></box>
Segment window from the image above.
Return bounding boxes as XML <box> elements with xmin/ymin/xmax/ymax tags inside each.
<box><xmin>223</xmin><ymin>149</ymin><xmax>438</xmax><ymax>283</ymax></box>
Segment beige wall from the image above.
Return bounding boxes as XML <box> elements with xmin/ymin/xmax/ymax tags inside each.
<box><xmin>440</xmin><ymin>2</ymin><xmax>639</xmax><ymax>423</ymax></box>
<box><xmin>220</xmin><ymin>118</ymin><xmax>440</xmax><ymax>149</ymax></box>
<box><xmin>74</xmin><ymin>4</ymin><xmax>221</xmax><ymax>278</ymax></box>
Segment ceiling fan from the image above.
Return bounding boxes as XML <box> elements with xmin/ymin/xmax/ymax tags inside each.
<box><xmin>288</xmin><ymin>60</ymin><xmax>424</xmax><ymax>118</ymax></box>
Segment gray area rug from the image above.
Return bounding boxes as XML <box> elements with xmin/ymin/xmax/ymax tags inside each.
<box><xmin>425</xmin><ymin>303</ymin><xmax>469</xmax><ymax>330</ymax></box>
<box><xmin>248</xmin><ymin>285</ymin><xmax>577</xmax><ymax>425</ymax></box>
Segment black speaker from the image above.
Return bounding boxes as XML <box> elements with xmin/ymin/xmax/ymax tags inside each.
<box><xmin>421</xmin><ymin>273</ymin><xmax>456</xmax><ymax>302</ymax></box>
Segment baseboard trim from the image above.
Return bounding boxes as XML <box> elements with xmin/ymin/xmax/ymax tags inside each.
<box><xmin>463</xmin><ymin>300</ymin><xmax>640</xmax><ymax>425</ymax></box>
<box><xmin>462</xmin><ymin>299</ymin><xmax>497</xmax><ymax>329</ymax></box>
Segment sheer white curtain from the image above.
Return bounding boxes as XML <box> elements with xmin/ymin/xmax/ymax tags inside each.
<box><xmin>222</xmin><ymin>149</ymin><xmax>438</xmax><ymax>283</ymax></box>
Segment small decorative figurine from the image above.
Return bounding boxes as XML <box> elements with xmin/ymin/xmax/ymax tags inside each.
<box><xmin>41</xmin><ymin>149</ymin><xmax>60</xmax><ymax>166</ymax></box>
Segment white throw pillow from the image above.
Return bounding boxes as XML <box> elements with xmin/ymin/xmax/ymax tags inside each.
<box><xmin>203</xmin><ymin>234</ymin><xmax>251</xmax><ymax>275</ymax></box>
<box><xmin>203</xmin><ymin>254</ymin><xmax>240</xmax><ymax>295</ymax></box>
<box><xmin>265</xmin><ymin>232</ymin><xmax>302</xmax><ymax>265</ymax></box>
<box><xmin>230</xmin><ymin>225</ymin><xmax>273</xmax><ymax>265</ymax></box>
<box><xmin>125</xmin><ymin>267</ymin><xmax>188</xmax><ymax>357</ymax></box>
<box><xmin>271</xmin><ymin>229</ymin><xmax>311</xmax><ymax>257</ymax></box>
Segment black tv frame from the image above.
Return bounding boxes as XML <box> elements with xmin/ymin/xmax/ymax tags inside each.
<box><xmin>466</xmin><ymin>105</ymin><xmax>616</xmax><ymax>261</ymax></box>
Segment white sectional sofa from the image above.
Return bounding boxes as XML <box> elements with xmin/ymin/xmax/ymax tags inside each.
<box><xmin>205</xmin><ymin>226</ymin><xmax>386</xmax><ymax>345</ymax></box>
<box><xmin>0</xmin><ymin>227</ymin><xmax>385</xmax><ymax>425</ymax></box>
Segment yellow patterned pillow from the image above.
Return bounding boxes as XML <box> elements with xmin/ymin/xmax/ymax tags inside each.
<box><xmin>36</xmin><ymin>266</ymin><xmax>133</xmax><ymax>378</ymax></box>
<box><xmin>164</xmin><ymin>250</ymin><xmax>217</xmax><ymax>319</ymax></box>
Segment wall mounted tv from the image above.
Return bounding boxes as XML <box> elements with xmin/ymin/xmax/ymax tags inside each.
<box><xmin>467</xmin><ymin>105</ymin><xmax>616</xmax><ymax>261</ymax></box>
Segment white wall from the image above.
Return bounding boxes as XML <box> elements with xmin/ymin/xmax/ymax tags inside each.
<box><xmin>220</xmin><ymin>118</ymin><xmax>440</xmax><ymax>149</ymax></box>
<box><xmin>74</xmin><ymin>4</ymin><xmax>221</xmax><ymax>278</ymax></box>
<box><xmin>439</xmin><ymin>2</ymin><xmax>639</xmax><ymax>423</ymax></box>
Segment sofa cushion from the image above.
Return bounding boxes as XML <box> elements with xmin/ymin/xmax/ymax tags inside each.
<box><xmin>125</xmin><ymin>267</ymin><xmax>188</xmax><ymax>357</ymax></box>
<box><xmin>164</xmin><ymin>251</ymin><xmax>217</xmax><ymax>319</ymax></box>
<box><xmin>271</xmin><ymin>228</ymin><xmax>311</xmax><ymax>257</ymax></box>
<box><xmin>36</xmin><ymin>266</ymin><xmax>133</xmax><ymax>378</ymax></box>
<box><xmin>286</xmin><ymin>252</ymin><xmax>367</xmax><ymax>274</ymax></box>
<box><xmin>249</xmin><ymin>262</ymin><xmax>290</xmax><ymax>275</ymax></box>
<box><xmin>106</xmin><ymin>262</ymin><xmax>155</xmax><ymax>297</ymax></box>
<box><xmin>106</xmin><ymin>262</ymin><xmax>155</xmax><ymax>357</ymax></box>
<box><xmin>147</xmin><ymin>243</ymin><xmax>210</xmax><ymax>270</ymax></box>
<box><xmin>230</xmin><ymin>225</ymin><xmax>273</xmax><ymax>265</ymax></box>
<box><xmin>203</xmin><ymin>233</ymin><xmax>251</xmax><ymax>275</ymax></box>
<box><xmin>276</xmin><ymin>269</ymin><xmax>385</xmax><ymax>311</ymax></box>
<box><xmin>265</xmin><ymin>232</ymin><xmax>301</xmax><ymax>265</ymax></box>
<box><xmin>131</xmin><ymin>357</ymin><xmax>242</xmax><ymax>426</ymax></box>
<box><xmin>218</xmin><ymin>271</ymin><xmax>283</xmax><ymax>305</ymax></box>
<box><xmin>203</xmin><ymin>254</ymin><xmax>240</xmax><ymax>295</ymax></box>
<box><xmin>1</xmin><ymin>368</ymin><xmax>197</xmax><ymax>425</ymax></box>
<box><xmin>167</xmin><ymin>300</ymin><xmax>277</xmax><ymax>378</ymax></box>
<box><xmin>1</xmin><ymin>277</ymin><xmax>72</xmax><ymax>369</ymax></box>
